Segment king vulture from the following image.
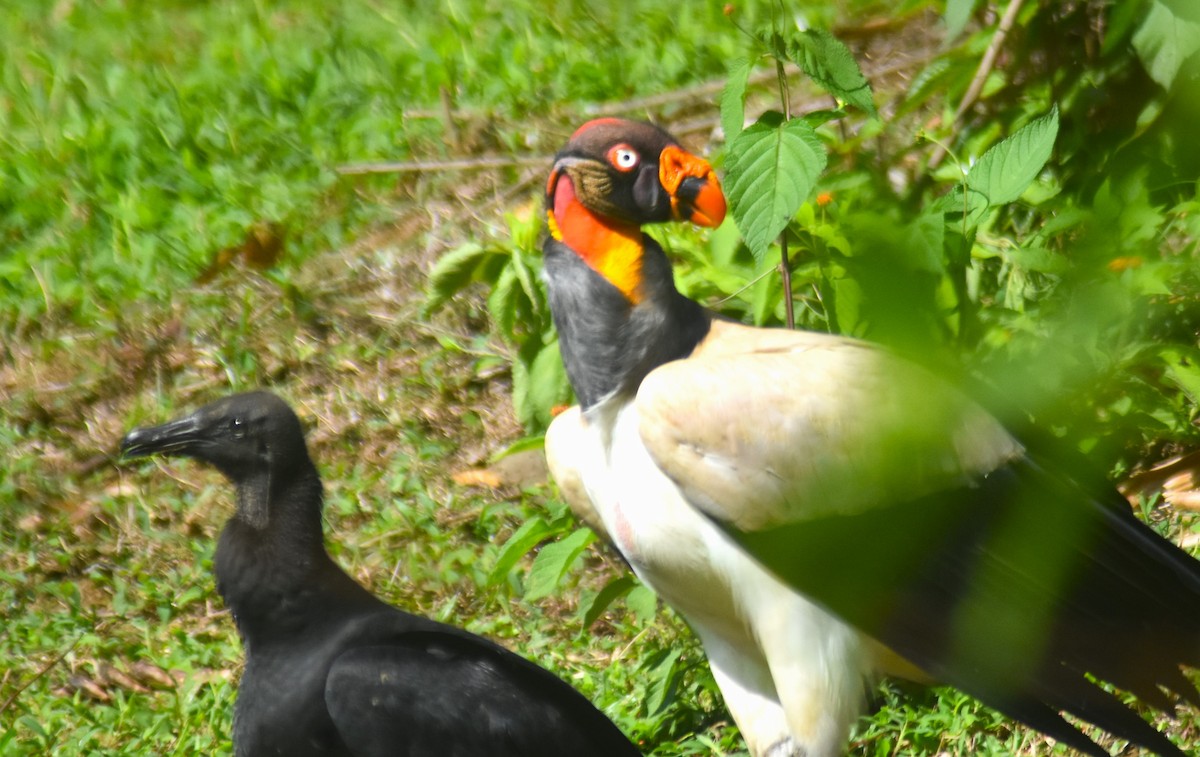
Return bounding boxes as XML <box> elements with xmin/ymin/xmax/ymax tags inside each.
<box><xmin>540</xmin><ymin>118</ymin><xmax>1200</xmax><ymax>757</ymax></box>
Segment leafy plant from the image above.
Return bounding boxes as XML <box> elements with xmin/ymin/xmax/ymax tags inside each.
<box><xmin>425</xmin><ymin>209</ymin><xmax>570</xmax><ymax>431</ymax></box>
<box><xmin>720</xmin><ymin>15</ymin><xmax>877</xmax><ymax>326</ymax></box>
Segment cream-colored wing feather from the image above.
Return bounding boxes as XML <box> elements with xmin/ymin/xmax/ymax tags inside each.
<box><xmin>636</xmin><ymin>321</ymin><xmax>1021</xmax><ymax>531</ymax></box>
<box><xmin>544</xmin><ymin>405</ymin><xmax>612</xmax><ymax>541</ymax></box>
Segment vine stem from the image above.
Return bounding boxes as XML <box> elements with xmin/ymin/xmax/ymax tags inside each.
<box><xmin>774</xmin><ymin>56</ymin><xmax>796</xmax><ymax>328</ymax></box>
<box><xmin>779</xmin><ymin>234</ymin><xmax>795</xmax><ymax>329</ymax></box>
<box><xmin>928</xmin><ymin>0</ymin><xmax>1026</xmax><ymax>170</ymax></box>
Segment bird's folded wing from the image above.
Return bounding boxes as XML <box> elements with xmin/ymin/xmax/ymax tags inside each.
<box><xmin>636</xmin><ymin>321</ymin><xmax>1021</xmax><ymax>532</ymax></box>
<box><xmin>636</xmin><ymin>321</ymin><xmax>1200</xmax><ymax>757</ymax></box>
<box><xmin>325</xmin><ymin>632</ymin><xmax>640</xmax><ymax>757</ymax></box>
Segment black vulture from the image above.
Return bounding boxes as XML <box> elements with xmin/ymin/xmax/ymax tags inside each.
<box><xmin>121</xmin><ymin>390</ymin><xmax>641</xmax><ymax>757</ymax></box>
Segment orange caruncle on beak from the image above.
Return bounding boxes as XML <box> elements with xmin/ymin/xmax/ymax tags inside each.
<box><xmin>658</xmin><ymin>145</ymin><xmax>727</xmax><ymax>227</ymax></box>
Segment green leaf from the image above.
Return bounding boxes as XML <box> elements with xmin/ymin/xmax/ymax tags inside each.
<box><xmin>509</xmin><ymin>245</ymin><xmax>540</xmax><ymax>316</ymax></box>
<box><xmin>524</xmin><ymin>528</ymin><xmax>596</xmax><ymax>601</ymax></box>
<box><xmin>523</xmin><ymin>341</ymin><xmax>570</xmax><ymax>429</ymax></box>
<box><xmin>643</xmin><ymin>647</ymin><xmax>682</xmax><ymax>714</ymax></box>
<box><xmin>1163</xmin><ymin>0</ymin><xmax>1200</xmax><ymax>22</ymax></box>
<box><xmin>926</xmin><ymin>182</ymin><xmax>993</xmax><ymax>225</ymax></box>
<box><xmin>1133</xmin><ymin>0</ymin><xmax>1200</xmax><ymax>90</ymax></box>
<box><xmin>579</xmin><ymin>574</ymin><xmax>637</xmax><ymax>627</ymax></box>
<box><xmin>17</xmin><ymin>716</ymin><xmax>47</xmax><ymax>739</ymax></box>
<box><xmin>1005</xmin><ymin>245</ymin><xmax>1069</xmax><ymax>274</ymax></box>
<box><xmin>511</xmin><ymin>355</ymin><xmax>532</xmax><ymax>429</ymax></box>
<box><xmin>906</xmin><ymin>211</ymin><xmax>946</xmax><ymax>274</ymax></box>
<box><xmin>1162</xmin><ymin>348</ymin><xmax>1200</xmax><ymax>404</ymax></box>
<box><xmin>488</xmin><ymin>516</ymin><xmax>553</xmax><ymax>586</ymax></box>
<box><xmin>751</xmin><ymin>260</ymin><xmax>784</xmax><ymax>326</ymax></box>
<box><xmin>487</xmin><ymin>265</ymin><xmax>520</xmax><ymax>339</ymax></box>
<box><xmin>966</xmin><ymin>106</ymin><xmax>1059</xmax><ymax>207</ymax></box>
<box><xmin>625</xmin><ymin>584</ymin><xmax>658</xmax><ymax>624</ymax></box>
<box><xmin>725</xmin><ymin>113</ymin><xmax>826</xmax><ymax>262</ymax></box>
<box><xmin>424</xmin><ymin>242</ymin><xmax>490</xmax><ymax>314</ymax></box>
<box><xmin>777</xmin><ymin>28</ymin><xmax>877</xmax><ymax>117</ymax></box>
<box><xmin>944</xmin><ymin>0</ymin><xmax>980</xmax><ymax>43</ymax></box>
<box><xmin>903</xmin><ymin>57</ymin><xmax>955</xmax><ymax>111</ymax></box>
<box><xmin>489</xmin><ymin>434</ymin><xmax>545</xmax><ymax>463</ymax></box>
<box><xmin>720</xmin><ymin>57</ymin><xmax>753</xmax><ymax>142</ymax></box>
<box><xmin>707</xmin><ymin>215</ymin><xmax>744</xmax><ymax>268</ymax></box>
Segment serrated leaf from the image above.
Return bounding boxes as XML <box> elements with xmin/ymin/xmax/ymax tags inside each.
<box><xmin>625</xmin><ymin>584</ymin><xmax>658</xmax><ymax>624</ymax></box>
<box><xmin>721</xmin><ymin>58</ymin><xmax>753</xmax><ymax>141</ymax></box>
<box><xmin>757</xmin><ymin>25</ymin><xmax>788</xmax><ymax>60</ymax></box>
<box><xmin>1163</xmin><ymin>348</ymin><xmax>1200</xmax><ymax>403</ymax></box>
<box><xmin>800</xmin><ymin>109</ymin><xmax>845</xmax><ymax>129</ymax></box>
<box><xmin>966</xmin><ymin>107</ymin><xmax>1059</xmax><ymax>207</ymax></box>
<box><xmin>1133</xmin><ymin>0</ymin><xmax>1200</xmax><ymax>90</ymax></box>
<box><xmin>487</xmin><ymin>265</ymin><xmax>519</xmax><ymax>338</ymax></box>
<box><xmin>424</xmin><ymin>242</ymin><xmax>490</xmax><ymax>314</ymax></box>
<box><xmin>511</xmin><ymin>355</ymin><xmax>533</xmax><ymax>428</ymax></box>
<box><xmin>644</xmin><ymin>647</ymin><xmax>682</xmax><ymax>715</ymax></box>
<box><xmin>580</xmin><ymin>574</ymin><xmax>637</xmax><ymax>627</ymax></box>
<box><xmin>726</xmin><ymin>114</ymin><xmax>826</xmax><ymax>262</ymax></box>
<box><xmin>525</xmin><ymin>341</ymin><xmax>569</xmax><ymax>429</ymax></box>
<box><xmin>524</xmin><ymin>528</ymin><xmax>596</xmax><ymax>601</ymax></box>
<box><xmin>908</xmin><ymin>57</ymin><xmax>953</xmax><ymax>99</ymax></box>
<box><xmin>488</xmin><ymin>516</ymin><xmax>553</xmax><ymax>586</ymax></box>
<box><xmin>944</xmin><ymin>0</ymin><xmax>980</xmax><ymax>43</ymax></box>
<box><xmin>508</xmin><ymin>246</ymin><xmax>540</xmax><ymax>315</ymax></box>
<box><xmin>934</xmin><ymin>183</ymin><xmax>992</xmax><ymax>227</ymax></box>
<box><xmin>781</xmin><ymin>29</ymin><xmax>877</xmax><ymax>117</ymax></box>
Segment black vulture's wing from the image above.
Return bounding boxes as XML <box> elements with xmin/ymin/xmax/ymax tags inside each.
<box><xmin>325</xmin><ymin>630</ymin><xmax>640</xmax><ymax>757</ymax></box>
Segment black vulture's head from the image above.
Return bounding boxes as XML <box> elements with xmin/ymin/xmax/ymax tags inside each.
<box><xmin>121</xmin><ymin>391</ymin><xmax>312</xmax><ymax>529</ymax></box>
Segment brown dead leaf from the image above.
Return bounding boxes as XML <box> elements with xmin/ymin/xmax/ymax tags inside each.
<box><xmin>1120</xmin><ymin>450</ymin><xmax>1200</xmax><ymax>510</ymax></box>
<box><xmin>1164</xmin><ymin>470</ymin><xmax>1200</xmax><ymax>511</ymax></box>
<box><xmin>97</xmin><ymin>662</ymin><xmax>150</xmax><ymax>694</ymax></box>
<box><xmin>104</xmin><ymin>480</ymin><xmax>137</xmax><ymax>499</ymax></box>
<box><xmin>65</xmin><ymin>673</ymin><xmax>110</xmax><ymax>702</ymax></box>
<box><xmin>451</xmin><ymin>469</ymin><xmax>503</xmax><ymax>488</ymax></box>
<box><xmin>126</xmin><ymin>661</ymin><xmax>178</xmax><ymax>690</ymax></box>
<box><xmin>451</xmin><ymin>449</ymin><xmax>548</xmax><ymax>490</ymax></box>
<box><xmin>196</xmin><ymin>221</ymin><xmax>287</xmax><ymax>284</ymax></box>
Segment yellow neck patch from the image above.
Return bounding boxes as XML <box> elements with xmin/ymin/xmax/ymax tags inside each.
<box><xmin>549</xmin><ymin>188</ymin><xmax>645</xmax><ymax>304</ymax></box>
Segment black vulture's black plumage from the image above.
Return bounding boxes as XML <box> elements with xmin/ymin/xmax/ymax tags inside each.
<box><xmin>120</xmin><ymin>391</ymin><xmax>641</xmax><ymax>757</ymax></box>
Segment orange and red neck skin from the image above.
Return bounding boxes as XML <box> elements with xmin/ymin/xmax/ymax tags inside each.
<box><xmin>547</xmin><ymin>168</ymin><xmax>647</xmax><ymax>305</ymax></box>
<box><xmin>544</xmin><ymin>120</ymin><xmax>728</xmax><ymax>305</ymax></box>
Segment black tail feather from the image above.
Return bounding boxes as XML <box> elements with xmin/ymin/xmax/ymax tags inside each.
<box><xmin>729</xmin><ymin>454</ymin><xmax>1200</xmax><ymax>756</ymax></box>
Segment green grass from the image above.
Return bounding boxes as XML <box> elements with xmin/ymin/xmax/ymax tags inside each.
<box><xmin>1</xmin><ymin>1</ymin><xmax>1197</xmax><ymax>756</ymax></box>
<box><xmin>0</xmin><ymin>0</ymin><xmax>777</xmax><ymax>338</ymax></box>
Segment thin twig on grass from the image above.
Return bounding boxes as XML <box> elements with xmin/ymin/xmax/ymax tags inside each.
<box><xmin>336</xmin><ymin>155</ymin><xmax>548</xmax><ymax>175</ymax></box>
<box><xmin>0</xmin><ymin>632</ymin><xmax>86</xmax><ymax>717</ymax></box>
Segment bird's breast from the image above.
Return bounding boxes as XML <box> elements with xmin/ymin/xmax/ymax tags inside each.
<box><xmin>582</xmin><ymin>401</ymin><xmax>744</xmax><ymax>629</ymax></box>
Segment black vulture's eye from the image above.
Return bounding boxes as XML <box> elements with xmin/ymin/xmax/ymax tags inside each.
<box><xmin>230</xmin><ymin>417</ymin><xmax>246</xmax><ymax>440</ymax></box>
